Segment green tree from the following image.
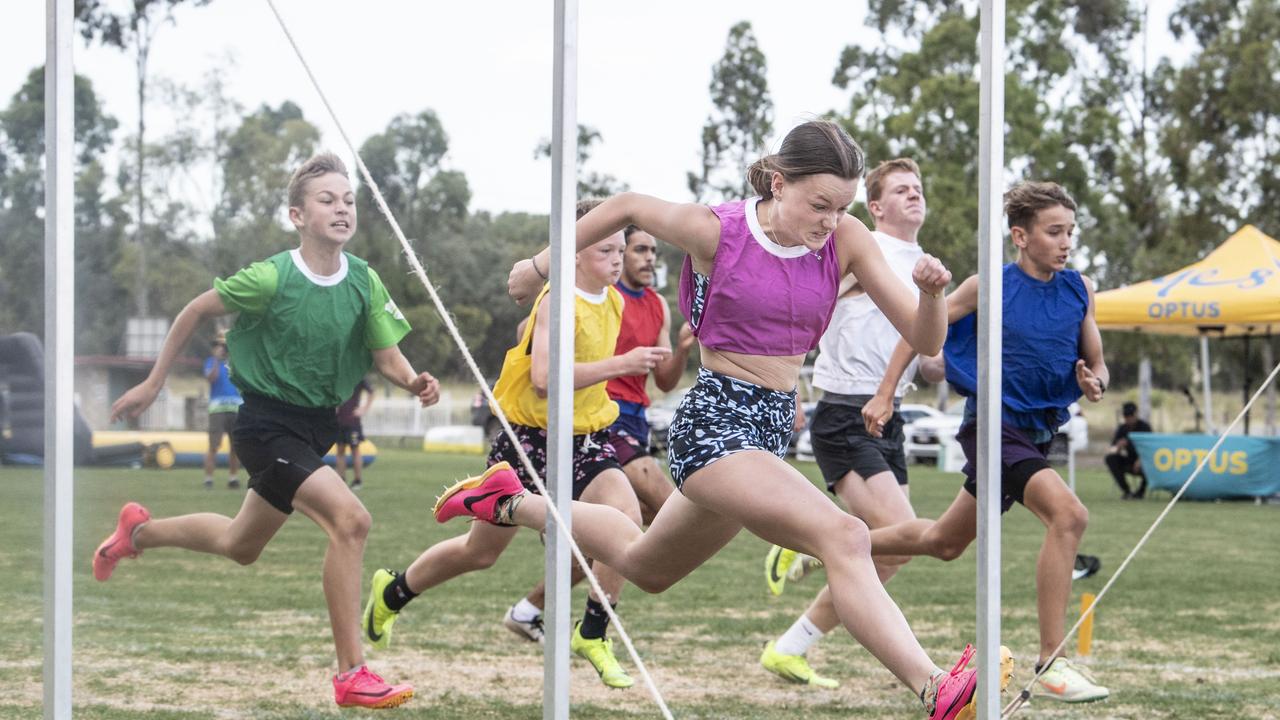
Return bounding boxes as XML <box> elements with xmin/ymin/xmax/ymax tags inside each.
<box><xmin>1159</xmin><ymin>0</ymin><xmax>1280</xmax><ymax>244</ymax></box>
<box><xmin>75</xmin><ymin>0</ymin><xmax>213</xmax><ymax>317</ymax></box>
<box><xmin>534</xmin><ymin>124</ymin><xmax>628</xmax><ymax>199</ymax></box>
<box><xmin>830</xmin><ymin>0</ymin><xmax>1215</xmax><ymax>386</ymax></box>
<box><xmin>833</xmin><ymin>0</ymin><xmax>1148</xmax><ymax>279</ymax></box>
<box><xmin>356</xmin><ymin>109</ymin><xmax>471</xmax><ymax>306</ymax></box>
<box><xmin>0</xmin><ymin>67</ymin><xmax>130</xmax><ymax>354</ymax></box>
<box><xmin>209</xmin><ymin>101</ymin><xmax>321</xmax><ymax>276</ymax></box>
<box><xmin>688</xmin><ymin>20</ymin><xmax>773</xmax><ymax>202</ymax></box>
<box><xmin>352</xmin><ymin>110</ymin><xmax>525</xmax><ymax>377</ymax></box>
<box><xmin>454</xmin><ymin>211</ymin><xmax>556</xmax><ymax>377</ymax></box>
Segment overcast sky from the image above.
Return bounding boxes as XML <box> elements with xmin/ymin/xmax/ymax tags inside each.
<box><xmin>5</xmin><ymin>1</ymin><xmax>1180</xmax><ymax>216</ymax></box>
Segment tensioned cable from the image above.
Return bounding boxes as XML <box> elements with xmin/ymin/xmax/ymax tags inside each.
<box><xmin>262</xmin><ymin>2</ymin><xmax>674</xmax><ymax>717</ymax></box>
<box><xmin>1003</xmin><ymin>358</ymin><xmax>1280</xmax><ymax>717</ymax></box>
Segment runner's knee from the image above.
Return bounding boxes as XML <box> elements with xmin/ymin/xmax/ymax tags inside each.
<box><xmin>620</xmin><ymin>501</ymin><xmax>643</xmax><ymax>528</ymax></box>
<box><xmin>814</xmin><ymin>512</ymin><xmax>871</xmax><ymax>561</ymax></box>
<box><xmin>225</xmin><ymin>538</ymin><xmax>265</xmax><ymax>566</ymax></box>
<box><xmin>462</xmin><ymin>535</ymin><xmax>509</xmax><ymax>570</ymax></box>
<box><xmin>927</xmin><ymin>527</ymin><xmax>969</xmax><ymax>561</ymax></box>
<box><xmin>633</xmin><ymin>569</ymin><xmax>679</xmax><ymax>594</ymax></box>
<box><xmin>332</xmin><ymin>506</ymin><xmax>372</xmax><ymax>546</ymax></box>
<box><xmin>934</xmin><ymin>539</ymin><xmax>967</xmax><ymax>561</ymax></box>
<box><xmin>1054</xmin><ymin>500</ymin><xmax>1089</xmax><ymax>538</ymax></box>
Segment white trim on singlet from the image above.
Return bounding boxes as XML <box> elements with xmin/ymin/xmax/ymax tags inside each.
<box><xmin>575</xmin><ymin>287</ymin><xmax>609</xmax><ymax>304</ymax></box>
<box><xmin>289</xmin><ymin>248</ymin><xmax>349</xmax><ymax>287</ymax></box>
<box><xmin>744</xmin><ymin>197</ymin><xmax>813</xmax><ymax>259</ymax></box>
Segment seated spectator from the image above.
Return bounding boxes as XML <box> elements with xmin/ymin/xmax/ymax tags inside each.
<box><xmin>1105</xmin><ymin>402</ymin><xmax>1151</xmax><ymax>499</ymax></box>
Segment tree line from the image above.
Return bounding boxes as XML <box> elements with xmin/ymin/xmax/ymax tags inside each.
<box><xmin>1</xmin><ymin>0</ymin><xmax>1276</xmax><ymax>391</ymax></box>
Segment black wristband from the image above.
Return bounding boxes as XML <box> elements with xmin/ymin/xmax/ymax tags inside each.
<box><xmin>531</xmin><ymin>255</ymin><xmax>547</xmax><ymax>280</ymax></box>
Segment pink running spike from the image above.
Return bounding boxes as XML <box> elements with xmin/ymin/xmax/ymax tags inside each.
<box><xmin>332</xmin><ymin>665</ymin><xmax>414</xmax><ymax>709</ymax></box>
<box><xmin>929</xmin><ymin>644</ymin><xmax>978</xmax><ymax>720</ymax></box>
<box><xmin>92</xmin><ymin>501</ymin><xmax>150</xmax><ymax>581</ymax></box>
<box><xmin>432</xmin><ymin>462</ymin><xmax>524</xmax><ymax>524</ymax></box>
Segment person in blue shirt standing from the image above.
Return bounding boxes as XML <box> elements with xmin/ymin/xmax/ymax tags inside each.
<box><xmin>204</xmin><ymin>331</ymin><xmax>242</xmax><ymax>489</ymax></box>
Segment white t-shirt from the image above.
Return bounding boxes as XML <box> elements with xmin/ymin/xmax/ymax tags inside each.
<box><xmin>812</xmin><ymin>230</ymin><xmax>924</xmax><ymax>397</ymax></box>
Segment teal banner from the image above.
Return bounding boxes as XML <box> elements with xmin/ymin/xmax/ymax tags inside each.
<box><xmin>1129</xmin><ymin>433</ymin><xmax>1280</xmax><ymax>500</ymax></box>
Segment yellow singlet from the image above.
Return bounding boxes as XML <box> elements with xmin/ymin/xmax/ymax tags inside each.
<box><xmin>491</xmin><ymin>284</ymin><xmax>623</xmax><ymax>434</ymax></box>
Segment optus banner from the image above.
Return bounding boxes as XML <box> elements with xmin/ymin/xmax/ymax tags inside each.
<box><xmin>1129</xmin><ymin>433</ymin><xmax>1280</xmax><ymax>500</ymax></box>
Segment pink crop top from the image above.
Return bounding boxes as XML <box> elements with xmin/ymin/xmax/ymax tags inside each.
<box><xmin>679</xmin><ymin>198</ymin><xmax>842</xmax><ymax>356</ymax></box>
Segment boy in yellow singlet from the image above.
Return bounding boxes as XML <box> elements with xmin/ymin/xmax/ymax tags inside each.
<box><xmin>362</xmin><ymin>199</ymin><xmax>669</xmax><ymax>689</ymax></box>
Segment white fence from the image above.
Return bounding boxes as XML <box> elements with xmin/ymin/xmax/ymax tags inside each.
<box><xmin>362</xmin><ymin>392</ymin><xmax>472</xmax><ymax>436</ymax></box>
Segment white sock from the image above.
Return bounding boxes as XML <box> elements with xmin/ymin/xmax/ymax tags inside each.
<box><xmin>512</xmin><ymin>597</ymin><xmax>542</xmax><ymax>622</ymax></box>
<box><xmin>203</xmin><ymin>475</ymin><xmax>213</xmax><ymax>484</ymax></box>
<box><xmin>775</xmin><ymin>614</ymin><xmax>824</xmax><ymax>656</ymax></box>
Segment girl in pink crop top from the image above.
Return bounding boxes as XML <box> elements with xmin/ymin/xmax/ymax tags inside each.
<box><xmin>679</xmin><ymin>196</ymin><xmax>842</xmax><ymax>356</ymax></box>
<box><xmin>501</xmin><ymin>121</ymin><xmax>975</xmax><ymax>718</ymax></box>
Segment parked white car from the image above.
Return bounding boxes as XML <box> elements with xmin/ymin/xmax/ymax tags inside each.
<box><xmin>905</xmin><ymin>401</ymin><xmax>1089</xmax><ymax>464</ymax></box>
<box><xmin>795</xmin><ymin>402</ymin><xmax>944</xmax><ymax>462</ymax></box>
<box><xmin>904</xmin><ymin>403</ymin><xmax>965</xmax><ymax>463</ymax></box>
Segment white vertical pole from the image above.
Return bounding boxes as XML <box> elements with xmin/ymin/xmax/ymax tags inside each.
<box><xmin>1263</xmin><ymin>340</ymin><xmax>1275</xmax><ymax>434</ymax></box>
<box><xmin>1138</xmin><ymin>355</ymin><xmax>1152</xmax><ymax>422</ymax></box>
<box><xmin>44</xmin><ymin>0</ymin><xmax>75</xmax><ymax>717</ymax></box>
<box><xmin>1067</xmin><ymin>445</ymin><xmax>1076</xmax><ymax>493</ymax></box>
<box><xmin>545</xmin><ymin>1</ymin><xmax>577</xmax><ymax>718</ymax></box>
<box><xmin>976</xmin><ymin>0</ymin><xmax>1005</xmax><ymax>716</ymax></box>
<box><xmin>1200</xmin><ymin>334</ymin><xmax>1214</xmax><ymax>433</ymax></box>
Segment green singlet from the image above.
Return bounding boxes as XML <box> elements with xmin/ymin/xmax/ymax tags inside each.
<box><xmin>214</xmin><ymin>249</ymin><xmax>411</xmax><ymax>408</ymax></box>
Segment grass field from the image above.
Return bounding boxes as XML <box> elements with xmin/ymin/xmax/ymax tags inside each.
<box><xmin>3</xmin><ymin>449</ymin><xmax>1278</xmax><ymax>719</ymax></box>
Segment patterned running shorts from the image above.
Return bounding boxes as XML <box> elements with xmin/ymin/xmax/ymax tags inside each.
<box><xmin>667</xmin><ymin>367</ymin><xmax>796</xmax><ymax>489</ymax></box>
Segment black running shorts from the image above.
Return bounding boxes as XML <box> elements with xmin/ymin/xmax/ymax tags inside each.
<box><xmin>810</xmin><ymin>401</ymin><xmax>909</xmax><ymax>491</ymax></box>
<box><xmin>233</xmin><ymin>393</ymin><xmax>338</xmax><ymax>514</ymax></box>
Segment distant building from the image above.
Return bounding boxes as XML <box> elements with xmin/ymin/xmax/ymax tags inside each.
<box><xmin>75</xmin><ymin>355</ymin><xmax>205</xmax><ymax>430</ymax></box>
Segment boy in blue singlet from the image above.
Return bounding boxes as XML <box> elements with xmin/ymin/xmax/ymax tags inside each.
<box><xmin>868</xmin><ymin>181</ymin><xmax>1111</xmax><ymax>704</ymax></box>
<box><xmin>96</xmin><ymin>153</ymin><xmax>438</xmax><ymax>710</ymax></box>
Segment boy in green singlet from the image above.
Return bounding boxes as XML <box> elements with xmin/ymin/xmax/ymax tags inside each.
<box><xmin>95</xmin><ymin>153</ymin><xmax>436</xmax><ymax>710</ymax></box>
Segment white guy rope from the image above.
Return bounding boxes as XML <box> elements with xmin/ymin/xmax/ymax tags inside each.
<box><xmin>1003</xmin><ymin>357</ymin><xmax>1280</xmax><ymax>717</ymax></box>
<box><xmin>262</xmin><ymin>2</ymin><xmax>674</xmax><ymax>717</ymax></box>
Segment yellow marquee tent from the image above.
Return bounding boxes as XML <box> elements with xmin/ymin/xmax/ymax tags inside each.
<box><xmin>1095</xmin><ymin>225</ymin><xmax>1280</xmax><ymax>432</ymax></box>
<box><xmin>1095</xmin><ymin>225</ymin><xmax>1280</xmax><ymax>336</ymax></box>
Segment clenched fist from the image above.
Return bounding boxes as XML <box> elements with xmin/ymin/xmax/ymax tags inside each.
<box><xmin>912</xmin><ymin>254</ymin><xmax>951</xmax><ymax>297</ymax></box>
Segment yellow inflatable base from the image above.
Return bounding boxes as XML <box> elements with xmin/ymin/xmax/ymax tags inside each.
<box><xmin>93</xmin><ymin>431</ymin><xmax>377</xmax><ymax>469</ymax></box>
<box><xmin>421</xmin><ymin>425</ymin><xmax>485</xmax><ymax>455</ymax></box>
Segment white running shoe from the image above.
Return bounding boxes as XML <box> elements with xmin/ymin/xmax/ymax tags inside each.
<box><xmin>503</xmin><ymin>604</ymin><xmax>545</xmax><ymax>644</ymax></box>
<box><xmin>787</xmin><ymin>554</ymin><xmax>824</xmax><ymax>583</ymax></box>
<box><xmin>1036</xmin><ymin>657</ymin><xmax>1109</xmax><ymax>703</ymax></box>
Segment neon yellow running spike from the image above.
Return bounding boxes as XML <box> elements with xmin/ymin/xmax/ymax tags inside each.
<box><xmin>954</xmin><ymin>645</ymin><xmax>1015</xmax><ymax>720</ymax></box>
<box><xmin>571</xmin><ymin>622</ymin><xmax>634</xmax><ymax>689</ymax></box>
<box><xmin>760</xmin><ymin>641</ymin><xmax>840</xmax><ymax>689</ymax></box>
<box><xmin>765</xmin><ymin>545</ymin><xmax>798</xmax><ymax>596</ymax></box>
<box><xmin>362</xmin><ymin>568</ymin><xmax>401</xmax><ymax>650</ymax></box>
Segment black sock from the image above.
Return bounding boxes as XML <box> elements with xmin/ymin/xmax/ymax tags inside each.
<box><xmin>382</xmin><ymin>571</ymin><xmax>418</xmax><ymax>612</ymax></box>
<box><xmin>579</xmin><ymin>598</ymin><xmax>613</xmax><ymax>640</ymax></box>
